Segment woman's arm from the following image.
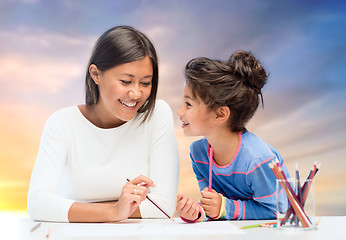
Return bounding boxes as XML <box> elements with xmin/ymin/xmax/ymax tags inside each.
<box><xmin>68</xmin><ymin>175</ymin><xmax>155</xmax><ymax>222</ymax></box>
<box><xmin>27</xmin><ymin>111</ymin><xmax>154</xmax><ymax>222</ymax></box>
<box><xmin>27</xmin><ymin>113</ymin><xmax>74</xmax><ymax>222</ymax></box>
<box><xmin>139</xmin><ymin>100</ymin><xmax>179</xmax><ymax>218</ymax></box>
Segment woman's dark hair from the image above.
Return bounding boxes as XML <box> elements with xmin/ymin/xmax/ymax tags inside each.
<box><xmin>185</xmin><ymin>50</ymin><xmax>268</xmax><ymax>132</ymax></box>
<box><xmin>85</xmin><ymin>25</ymin><xmax>158</xmax><ymax>122</ymax></box>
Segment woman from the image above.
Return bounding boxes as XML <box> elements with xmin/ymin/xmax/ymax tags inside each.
<box><xmin>27</xmin><ymin>26</ymin><xmax>179</xmax><ymax>222</ymax></box>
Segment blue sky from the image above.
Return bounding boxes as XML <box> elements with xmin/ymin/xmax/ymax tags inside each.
<box><xmin>0</xmin><ymin>0</ymin><xmax>346</xmax><ymax>214</ymax></box>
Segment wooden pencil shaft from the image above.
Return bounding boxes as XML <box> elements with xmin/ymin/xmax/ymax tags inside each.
<box><xmin>276</xmin><ymin>179</ymin><xmax>311</xmax><ymax>227</ymax></box>
<box><xmin>126</xmin><ymin>178</ymin><xmax>173</xmax><ymax>220</ymax></box>
<box><xmin>279</xmin><ymin>164</ymin><xmax>319</xmax><ymax>226</ymax></box>
<box><xmin>271</xmin><ymin>163</ymin><xmax>311</xmax><ymax>227</ymax></box>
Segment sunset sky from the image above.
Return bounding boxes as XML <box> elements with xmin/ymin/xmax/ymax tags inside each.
<box><xmin>0</xmin><ymin>0</ymin><xmax>345</xmax><ymax>216</ymax></box>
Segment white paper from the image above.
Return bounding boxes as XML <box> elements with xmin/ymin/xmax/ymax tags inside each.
<box><xmin>62</xmin><ymin>218</ymin><xmax>245</xmax><ymax>237</ymax></box>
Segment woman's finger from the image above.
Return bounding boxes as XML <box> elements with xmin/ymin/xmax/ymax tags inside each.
<box><xmin>130</xmin><ymin>175</ymin><xmax>156</xmax><ymax>187</ymax></box>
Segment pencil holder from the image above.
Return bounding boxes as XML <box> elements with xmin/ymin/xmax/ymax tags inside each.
<box><xmin>276</xmin><ymin>178</ymin><xmax>316</xmax><ymax>230</ymax></box>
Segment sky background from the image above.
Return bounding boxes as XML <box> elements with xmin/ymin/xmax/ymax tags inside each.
<box><xmin>0</xmin><ymin>0</ymin><xmax>345</xmax><ymax>216</ymax></box>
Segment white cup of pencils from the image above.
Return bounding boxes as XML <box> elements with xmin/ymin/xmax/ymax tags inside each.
<box><xmin>271</xmin><ymin>161</ymin><xmax>320</xmax><ymax>230</ymax></box>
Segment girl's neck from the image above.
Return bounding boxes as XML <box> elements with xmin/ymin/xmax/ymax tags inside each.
<box><xmin>206</xmin><ymin>129</ymin><xmax>240</xmax><ymax>167</ymax></box>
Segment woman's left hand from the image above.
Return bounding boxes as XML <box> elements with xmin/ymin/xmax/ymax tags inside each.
<box><xmin>200</xmin><ymin>187</ymin><xmax>222</xmax><ymax>218</ymax></box>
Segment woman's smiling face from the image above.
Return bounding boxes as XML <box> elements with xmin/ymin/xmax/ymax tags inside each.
<box><xmin>92</xmin><ymin>56</ymin><xmax>153</xmax><ymax>126</ymax></box>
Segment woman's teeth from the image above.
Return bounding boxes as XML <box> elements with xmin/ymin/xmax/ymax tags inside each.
<box><xmin>119</xmin><ymin>100</ymin><xmax>137</xmax><ymax>107</ymax></box>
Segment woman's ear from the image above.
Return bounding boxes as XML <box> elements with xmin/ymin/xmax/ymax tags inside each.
<box><xmin>215</xmin><ymin>106</ymin><xmax>230</xmax><ymax>124</ymax></box>
<box><xmin>89</xmin><ymin>64</ymin><xmax>101</xmax><ymax>84</ymax></box>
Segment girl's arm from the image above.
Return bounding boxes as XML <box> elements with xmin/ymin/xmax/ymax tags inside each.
<box><xmin>220</xmin><ymin>157</ymin><xmax>290</xmax><ymax>220</ymax></box>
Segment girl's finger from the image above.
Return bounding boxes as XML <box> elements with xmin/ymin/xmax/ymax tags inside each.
<box><xmin>176</xmin><ymin>197</ymin><xmax>188</xmax><ymax>212</ymax></box>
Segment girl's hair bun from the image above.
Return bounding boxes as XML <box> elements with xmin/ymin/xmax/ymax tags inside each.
<box><xmin>228</xmin><ymin>51</ymin><xmax>268</xmax><ymax>93</ymax></box>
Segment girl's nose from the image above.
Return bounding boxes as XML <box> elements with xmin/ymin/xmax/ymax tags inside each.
<box><xmin>177</xmin><ymin>104</ymin><xmax>183</xmax><ymax>117</ymax></box>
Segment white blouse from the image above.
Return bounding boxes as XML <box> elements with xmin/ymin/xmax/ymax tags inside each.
<box><xmin>27</xmin><ymin>99</ymin><xmax>179</xmax><ymax>222</ymax></box>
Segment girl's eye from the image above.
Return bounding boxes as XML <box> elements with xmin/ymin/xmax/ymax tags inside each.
<box><xmin>185</xmin><ymin>102</ymin><xmax>192</xmax><ymax>107</ymax></box>
<box><xmin>141</xmin><ymin>81</ymin><xmax>152</xmax><ymax>86</ymax></box>
<box><xmin>120</xmin><ymin>80</ymin><xmax>131</xmax><ymax>85</ymax></box>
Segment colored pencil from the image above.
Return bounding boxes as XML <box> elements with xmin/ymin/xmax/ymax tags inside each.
<box><xmin>30</xmin><ymin>222</ymin><xmax>41</xmax><ymax>232</ymax></box>
<box><xmin>241</xmin><ymin>223</ymin><xmax>262</xmax><ymax>229</ymax></box>
<box><xmin>269</xmin><ymin>162</ymin><xmax>311</xmax><ymax>227</ymax></box>
<box><xmin>241</xmin><ymin>221</ymin><xmax>277</xmax><ymax>229</ymax></box>
<box><xmin>126</xmin><ymin>178</ymin><xmax>174</xmax><ymax>221</ymax></box>
<box><xmin>280</xmin><ymin>162</ymin><xmax>320</xmax><ymax>226</ymax></box>
<box><xmin>208</xmin><ymin>145</ymin><xmax>213</xmax><ymax>192</ymax></box>
<box><xmin>293</xmin><ymin>163</ymin><xmax>301</xmax><ymax>225</ymax></box>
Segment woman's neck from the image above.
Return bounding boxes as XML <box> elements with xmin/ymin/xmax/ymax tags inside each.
<box><xmin>206</xmin><ymin>129</ymin><xmax>240</xmax><ymax>167</ymax></box>
<box><xmin>78</xmin><ymin>104</ymin><xmax>126</xmax><ymax>129</ymax></box>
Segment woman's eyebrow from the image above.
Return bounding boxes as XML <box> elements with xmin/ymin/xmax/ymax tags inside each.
<box><xmin>119</xmin><ymin>73</ymin><xmax>153</xmax><ymax>79</ymax></box>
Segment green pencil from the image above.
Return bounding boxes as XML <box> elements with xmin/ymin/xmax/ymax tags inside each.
<box><xmin>241</xmin><ymin>223</ymin><xmax>262</xmax><ymax>229</ymax></box>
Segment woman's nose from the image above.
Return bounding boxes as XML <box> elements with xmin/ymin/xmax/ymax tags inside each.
<box><xmin>128</xmin><ymin>86</ymin><xmax>142</xmax><ymax>99</ymax></box>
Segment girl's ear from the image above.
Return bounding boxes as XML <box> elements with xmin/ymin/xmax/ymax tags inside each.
<box><xmin>215</xmin><ymin>106</ymin><xmax>230</xmax><ymax>124</ymax></box>
<box><xmin>89</xmin><ymin>64</ymin><xmax>101</xmax><ymax>84</ymax></box>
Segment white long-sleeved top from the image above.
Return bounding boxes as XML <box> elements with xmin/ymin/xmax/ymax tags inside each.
<box><xmin>27</xmin><ymin>99</ymin><xmax>179</xmax><ymax>222</ymax></box>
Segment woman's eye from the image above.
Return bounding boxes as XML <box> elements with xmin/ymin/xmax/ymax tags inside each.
<box><xmin>141</xmin><ymin>81</ymin><xmax>152</xmax><ymax>86</ymax></box>
<box><xmin>120</xmin><ymin>80</ymin><xmax>131</xmax><ymax>85</ymax></box>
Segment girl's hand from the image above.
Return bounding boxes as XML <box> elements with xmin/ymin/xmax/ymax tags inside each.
<box><xmin>175</xmin><ymin>193</ymin><xmax>200</xmax><ymax>221</ymax></box>
<box><xmin>113</xmin><ymin>175</ymin><xmax>156</xmax><ymax>221</ymax></box>
<box><xmin>200</xmin><ymin>188</ymin><xmax>222</xmax><ymax>218</ymax></box>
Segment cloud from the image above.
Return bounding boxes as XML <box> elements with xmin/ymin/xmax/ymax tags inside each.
<box><xmin>0</xmin><ymin>28</ymin><xmax>95</xmax><ymax>100</ymax></box>
<box><xmin>0</xmin><ymin>55</ymin><xmax>82</xmax><ymax>94</ymax></box>
<box><xmin>250</xmin><ymin>89</ymin><xmax>346</xmax><ymax>163</ymax></box>
<box><xmin>0</xmin><ymin>28</ymin><xmax>95</xmax><ymax>60</ymax></box>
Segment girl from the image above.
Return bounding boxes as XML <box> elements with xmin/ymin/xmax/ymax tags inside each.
<box><xmin>176</xmin><ymin>51</ymin><xmax>289</xmax><ymax>222</ymax></box>
<box><xmin>27</xmin><ymin>26</ymin><xmax>179</xmax><ymax>222</ymax></box>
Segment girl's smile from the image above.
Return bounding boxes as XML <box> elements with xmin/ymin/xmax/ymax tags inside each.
<box><xmin>177</xmin><ymin>85</ymin><xmax>216</xmax><ymax>136</ymax></box>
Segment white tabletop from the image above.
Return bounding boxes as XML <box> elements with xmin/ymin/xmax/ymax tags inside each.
<box><xmin>1</xmin><ymin>212</ymin><xmax>345</xmax><ymax>240</ymax></box>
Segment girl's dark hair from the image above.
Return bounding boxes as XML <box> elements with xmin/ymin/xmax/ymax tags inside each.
<box><xmin>185</xmin><ymin>50</ymin><xmax>268</xmax><ymax>132</ymax></box>
<box><xmin>85</xmin><ymin>25</ymin><xmax>158</xmax><ymax>122</ymax></box>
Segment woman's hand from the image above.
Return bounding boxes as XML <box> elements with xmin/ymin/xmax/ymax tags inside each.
<box><xmin>113</xmin><ymin>175</ymin><xmax>156</xmax><ymax>221</ymax></box>
<box><xmin>200</xmin><ymin>188</ymin><xmax>222</xmax><ymax>218</ymax></box>
<box><xmin>175</xmin><ymin>193</ymin><xmax>200</xmax><ymax>221</ymax></box>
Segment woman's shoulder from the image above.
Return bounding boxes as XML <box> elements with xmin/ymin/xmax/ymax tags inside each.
<box><xmin>45</xmin><ymin>106</ymin><xmax>79</xmax><ymax>127</ymax></box>
<box><xmin>153</xmin><ymin>99</ymin><xmax>172</xmax><ymax>114</ymax></box>
<box><xmin>149</xmin><ymin>99</ymin><xmax>174</xmax><ymax>122</ymax></box>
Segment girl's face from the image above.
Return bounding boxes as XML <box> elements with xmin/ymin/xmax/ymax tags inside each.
<box><xmin>177</xmin><ymin>84</ymin><xmax>216</xmax><ymax>137</ymax></box>
<box><xmin>93</xmin><ymin>56</ymin><xmax>153</xmax><ymax>126</ymax></box>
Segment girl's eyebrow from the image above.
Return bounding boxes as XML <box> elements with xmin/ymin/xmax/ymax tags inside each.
<box><xmin>184</xmin><ymin>95</ymin><xmax>192</xmax><ymax>100</ymax></box>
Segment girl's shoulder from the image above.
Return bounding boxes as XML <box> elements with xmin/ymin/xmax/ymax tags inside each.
<box><xmin>190</xmin><ymin>138</ymin><xmax>208</xmax><ymax>155</ymax></box>
<box><xmin>241</xmin><ymin>130</ymin><xmax>280</xmax><ymax>167</ymax></box>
